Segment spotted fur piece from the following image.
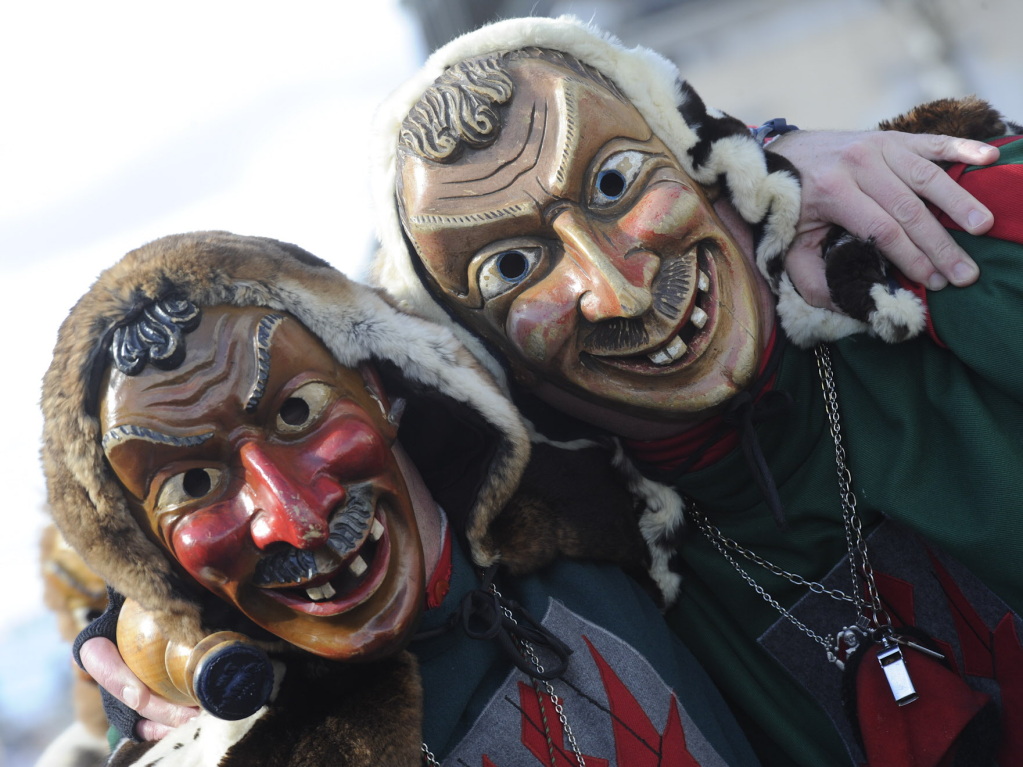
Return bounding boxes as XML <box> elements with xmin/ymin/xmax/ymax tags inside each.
<box><xmin>822</xmin><ymin>96</ymin><xmax>1021</xmax><ymax>343</ymax></box>
<box><xmin>674</xmin><ymin>79</ymin><xmax>803</xmax><ymax>294</ymax></box>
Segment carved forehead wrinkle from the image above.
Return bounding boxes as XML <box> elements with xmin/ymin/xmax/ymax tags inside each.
<box><xmin>402</xmin><ymin>65</ymin><xmax>619</xmax><ymax>232</ymax></box>
<box><xmin>102</xmin><ymin>307</ymin><xmax>271</xmax><ymax>429</ymax></box>
<box><xmin>135</xmin><ymin>310</ymin><xmax>242</xmax><ymax>407</ymax></box>
<box><xmin>403</xmin><ymin>101</ymin><xmax>548</xmax><ymax>229</ymax></box>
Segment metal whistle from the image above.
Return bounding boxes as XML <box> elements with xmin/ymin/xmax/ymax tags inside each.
<box><xmin>877</xmin><ymin>641</ymin><xmax>918</xmax><ymax>706</ymax></box>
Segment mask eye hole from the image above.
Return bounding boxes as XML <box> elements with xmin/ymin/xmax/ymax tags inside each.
<box><xmin>182</xmin><ymin>467</ymin><xmax>213</xmax><ymax>497</ymax></box>
<box><xmin>478</xmin><ymin>246</ymin><xmax>542</xmax><ymax>301</ymax></box>
<box><xmin>276</xmin><ymin>381</ymin><xmax>333</xmax><ymax>434</ymax></box>
<box><xmin>597</xmin><ymin>169</ymin><xmax>626</xmax><ymax>200</ymax></box>
<box><xmin>279</xmin><ymin>397</ymin><xmax>310</xmax><ymax>427</ymax></box>
<box><xmin>496</xmin><ymin>251</ymin><xmax>529</xmax><ymax>282</ymax></box>
<box><xmin>590</xmin><ymin>150</ymin><xmax>646</xmax><ymax>209</ymax></box>
<box><xmin>155</xmin><ymin>467</ymin><xmax>223</xmax><ymax>512</ymax></box>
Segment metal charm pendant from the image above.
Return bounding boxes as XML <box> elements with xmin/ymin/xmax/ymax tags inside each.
<box><xmin>877</xmin><ymin>640</ymin><xmax>918</xmax><ymax>706</ymax></box>
<box><xmin>830</xmin><ymin>621</ymin><xmax>871</xmax><ymax>671</ymax></box>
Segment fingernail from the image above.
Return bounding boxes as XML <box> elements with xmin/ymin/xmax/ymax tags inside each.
<box><xmin>952</xmin><ymin>261</ymin><xmax>978</xmax><ymax>285</ymax></box>
<box><xmin>927</xmin><ymin>273</ymin><xmax>948</xmax><ymax>291</ymax></box>
<box><xmin>122</xmin><ymin>686</ymin><xmax>140</xmax><ymax>710</ymax></box>
<box><xmin>967</xmin><ymin>210</ymin><xmax>988</xmax><ymax>231</ymax></box>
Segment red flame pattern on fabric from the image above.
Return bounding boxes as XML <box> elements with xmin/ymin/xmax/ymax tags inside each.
<box><xmin>484</xmin><ymin>636</ymin><xmax>699</xmax><ymax>766</ymax></box>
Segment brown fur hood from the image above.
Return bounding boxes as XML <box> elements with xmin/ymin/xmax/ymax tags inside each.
<box><xmin>41</xmin><ymin>231</ymin><xmax>531</xmax><ymax>648</ymax></box>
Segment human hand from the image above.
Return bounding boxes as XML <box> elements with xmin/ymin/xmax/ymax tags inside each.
<box><xmin>768</xmin><ymin>130</ymin><xmax>998</xmax><ymax>309</ymax></box>
<box><xmin>79</xmin><ymin>637</ymin><xmax>199</xmax><ymax>741</ymax></box>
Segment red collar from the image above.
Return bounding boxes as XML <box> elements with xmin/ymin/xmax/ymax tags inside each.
<box><xmin>424</xmin><ymin>515</ymin><xmax>453</xmax><ymax>610</ymax></box>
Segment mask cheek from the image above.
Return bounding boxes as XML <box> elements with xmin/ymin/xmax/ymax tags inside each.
<box><xmin>171</xmin><ymin>504</ymin><xmax>253</xmax><ymax>587</ymax></box>
<box><xmin>313</xmin><ymin>420</ymin><xmax>391</xmax><ymax>481</ymax></box>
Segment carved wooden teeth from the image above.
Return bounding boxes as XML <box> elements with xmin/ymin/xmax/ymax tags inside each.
<box><xmin>648</xmin><ymin>335</ymin><xmax>687</xmax><ymax>366</ymax></box>
<box><xmin>644</xmin><ymin>267</ymin><xmax>708</xmax><ymax>366</ymax></box>
<box><xmin>303</xmin><ymin>546</ymin><xmax>372</xmax><ymax>601</ymax></box>
<box><xmin>305</xmin><ymin>582</ymin><xmax>337</xmax><ymax>602</ymax></box>
<box><xmin>370</xmin><ymin>519</ymin><xmax>384</xmax><ymax>542</ymax></box>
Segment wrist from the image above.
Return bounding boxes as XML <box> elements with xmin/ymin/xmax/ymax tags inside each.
<box><xmin>752</xmin><ymin>118</ymin><xmax>799</xmax><ymax>147</ymax></box>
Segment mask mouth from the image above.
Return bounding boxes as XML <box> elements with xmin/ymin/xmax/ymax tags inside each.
<box><xmin>582</xmin><ymin>242</ymin><xmax>715</xmax><ymax>374</ymax></box>
<box><xmin>251</xmin><ymin>483</ymin><xmax>393</xmax><ymax>617</ymax></box>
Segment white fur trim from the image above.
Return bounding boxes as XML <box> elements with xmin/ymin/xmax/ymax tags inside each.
<box><xmin>108</xmin><ymin>709</ymin><xmax>267</xmax><ymax>767</ymax></box>
<box><xmin>775</xmin><ymin>274</ymin><xmax>868</xmax><ymax>347</ymax></box>
<box><xmin>867</xmin><ymin>283</ymin><xmax>927</xmax><ymax>343</ymax></box>
<box><xmin>610</xmin><ymin>441</ymin><xmax>684</xmax><ymax>607</ymax></box>
<box><xmin>524</xmin><ymin>419</ymin><xmax>604</xmax><ymax>452</ymax></box>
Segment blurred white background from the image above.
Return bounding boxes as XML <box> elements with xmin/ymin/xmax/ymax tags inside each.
<box><xmin>0</xmin><ymin>3</ymin><xmax>423</xmax><ymax>763</ymax></box>
<box><xmin>2</xmin><ymin>0</ymin><xmax>1019</xmax><ymax>764</ymax></box>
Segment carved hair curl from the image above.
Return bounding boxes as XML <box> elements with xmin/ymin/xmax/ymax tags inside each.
<box><xmin>398</xmin><ymin>47</ymin><xmax>626</xmax><ymax>164</ymax></box>
<box><xmin>110</xmin><ymin>296</ymin><xmax>201</xmax><ymax>375</ymax></box>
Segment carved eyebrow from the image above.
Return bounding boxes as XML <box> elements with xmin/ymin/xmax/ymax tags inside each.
<box><xmin>102</xmin><ymin>425</ymin><xmax>214</xmax><ymax>452</ymax></box>
<box><xmin>245</xmin><ymin>313</ymin><xmax>285</xmax><ymax>412</ymax></box>
<box><xmin>407</xmin><ymin>202</ymin><xmax>535</xmax><ymax>228</ymax></box>
<box><xmin>552</xmin><ymin>83</ymin><xmax>577</xmax><ymax>189</ymax></box>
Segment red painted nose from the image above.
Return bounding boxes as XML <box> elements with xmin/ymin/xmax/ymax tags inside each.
<box><xmin>240</xmin><ymin>442</ymin><xmax>331</xmax><ymax>550</ymax></box>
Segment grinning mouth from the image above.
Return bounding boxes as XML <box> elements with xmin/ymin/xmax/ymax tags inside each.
<box><xmin>583</xmin><ymin>242</ymin><xmax>715</xmax><ymax>374</ymax></box>
<box><xmin>251</xmin><ymin>483</ymin><xmax>392</xmax><ymax>616</ymax></box>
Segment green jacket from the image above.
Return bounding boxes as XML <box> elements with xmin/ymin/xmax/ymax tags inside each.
<box><xmin>658</xmin><ymin>136</ymin><xmax>1023</xmax><ymax>766</ymax></box>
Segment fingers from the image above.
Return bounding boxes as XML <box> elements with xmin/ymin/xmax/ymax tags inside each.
<box><xmin>845</xmin><ymin>180</ymin><xmax>963</xmax><ymax>290</ymax></box>
<box><xmin>79</xmin><ymin>637</ymin><xmax>199</xmax><ymax>738</ymax></box>
<box><xmin>771</xmin><ymin>129</ymin><xmax>991</xmax><ymax>292</ymax></box>
<box><xmin>137</xmin><ymin>719</ymin><xmax>177</xmax><ymax>741</ymax></box>
<box><xmin>784</xmin><ymin>235</ymin><xmax>839</xmax><ymax>311</ymax></box>
<box><xmin>876</xmin><ymin>133</ymin><xmax>994</xmax><ymax>284</ymax></box>
<box><xmin>912</xmin><ymin>132</ymin><xmax>999</xmax><ymax>167</ymax></box>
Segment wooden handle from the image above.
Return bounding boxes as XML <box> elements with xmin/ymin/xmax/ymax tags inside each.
<box><xmin>116</xmin><ymin>598</ymin><xmax>275</xmax><ymax>719</ymax></box>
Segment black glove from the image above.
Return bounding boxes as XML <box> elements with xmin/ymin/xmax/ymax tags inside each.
<box><xmin>72</xmin><ymin>587</ymin><xmax>143</xmax><ymax>742</ymax></box>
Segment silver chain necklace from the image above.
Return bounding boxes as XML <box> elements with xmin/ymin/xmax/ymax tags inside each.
<box><xmin>421</xmin><ymin>581</ymin><xmax>586</xmax><ymax>766</ymax></box>
<box><xmin>688</xmin><ymin>344</ymin><xmax>940</xmax><ymax>705</ymax></box>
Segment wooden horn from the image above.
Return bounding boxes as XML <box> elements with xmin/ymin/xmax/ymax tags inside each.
<box><xmin>116</xmin><ymin>598</ymin><xmax>275</xmax><ymax>720</ymax></box>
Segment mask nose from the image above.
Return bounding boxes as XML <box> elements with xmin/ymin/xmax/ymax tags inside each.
<box><xmin>240</xmin><ymin>442</ymin><xmax>331</xmax><ymax>550</ymax></box>
<box><xmin>552</xmin><ymin>209</ymin><xmax>652</xmax><ymax>322</ymax></box>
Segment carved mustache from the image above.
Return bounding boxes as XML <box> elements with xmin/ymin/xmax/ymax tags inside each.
<box><xmin>583</xmin><ymin>251</ymin><xmax>696</xmax><ymax>356</ymax></box>
<box><xmin>252</xmin><ymin>483</ymin><xmax>375</xmax><ymax>587</ymax></box>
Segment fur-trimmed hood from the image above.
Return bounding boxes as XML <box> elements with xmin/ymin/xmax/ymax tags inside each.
<box><xmin>41</xmin><ymin>231</ymin><xmax>530</xmax><ymax>647</ymax></box>
<box><xmin>366</xmin><ymin>14</ymin><xmax>849</xmax><ymax>387</ymax></box>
